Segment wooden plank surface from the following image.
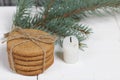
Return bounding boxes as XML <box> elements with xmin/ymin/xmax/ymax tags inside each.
<box><xmin>0</xmin><ymin>7</ymin><xmax>120</xmax><ymax>80</ymax></box>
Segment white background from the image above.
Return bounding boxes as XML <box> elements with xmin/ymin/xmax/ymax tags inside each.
<box><xmin>0</xmin><ymin>7</ymin><xmax>120</xmax><ymax>80</ymax></box>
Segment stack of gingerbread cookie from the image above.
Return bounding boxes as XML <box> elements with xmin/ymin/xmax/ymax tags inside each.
<box><xmin>7</xmin><ymin>29</ymin><xmax>55</xmax><ymax>76</ymax></box>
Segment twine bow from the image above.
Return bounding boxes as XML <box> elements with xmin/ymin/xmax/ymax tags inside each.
<box><xmin>3</xmin><ymin>27</ymin><xmax>56</xmax><ymax>73</ymax></box>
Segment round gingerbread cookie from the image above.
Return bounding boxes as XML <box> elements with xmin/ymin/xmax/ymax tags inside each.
<box><xmin>16</xmin><ymin>61</ymin><xmax>53</xmax><ymax>76</ymax></box>
<box><xmin>7</xmin><ymin>48</ymin><xmax>54</xmax><ymax>61</ymax></box>
<box><xmin>7</xmin><ymin>29</ymin><xmax>55</xmax><ymax>57</ymax></box>
<box><xmin>9</xmin><ymin>56</ymin><xmax>54</xmax><ymax>71</ymax></box>
<box><xmin>14</xmin><ymin>55</ymin><xmax>53</xmax><ymax>66</ymax></box>
<box><xmin>16</xmin><ymin>70</ymin><xmax>43</xmax><ymax>76</ymax></box>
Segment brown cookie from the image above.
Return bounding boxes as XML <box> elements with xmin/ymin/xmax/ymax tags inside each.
<box><xmin>9</xmin><ymin>56</ymin><xmax>54</xmax><ymax>71</ymax></box>
<box><xmin>7</xmin><ymin>48</ymin><xmax>54</xmax><ymax>61</ymax></box>
<box><xmin>16</xmin><ymin>70</ymin><xmax>43</xmax><ymax>76</ymax></box>
<box><xmin>15</xmin><ymin>61</ymin><xmax>53</xmax><ymax>76</ymax></box>
<box><xmin>14</xmin><ymin>55</ymin><xmax>53</xmax><ymax>66</ymax></box>
<box><xmin>7</xmin><ymin>29</ymin><xmax>55</xmax><ymax>57</ymax></box>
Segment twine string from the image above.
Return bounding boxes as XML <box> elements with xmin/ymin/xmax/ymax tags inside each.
<box><xmin>10</xmin><ymin>40</ymin><xmax>29</xmax><ymax>72</ymax></box>
<box><xmin>5</xmin><ymin>27</ymin><xmax>56</xmax><ymax>73</ymax></box>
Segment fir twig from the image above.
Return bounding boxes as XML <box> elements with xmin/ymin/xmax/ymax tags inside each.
<box><xmin>14</xmin><ymin>0</ymin><xmax>120</xmax><ymax>48</ymax></box>
<box><xmin>33</xmin><ymin>0</ymin><xmax>55</xmax><ymax>28</ymax></box>
<box><xmin>60</xmin><ymin>0</ymin><xmax>120</xmax><ymax>18</ymax></box>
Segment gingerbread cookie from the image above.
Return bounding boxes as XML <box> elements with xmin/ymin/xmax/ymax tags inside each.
<box><xmin>16</xmin><ymin>61</ymin><xmax>53</xmax><ymax>76</ymax></box>
<box><xmin>14</xmin><ymin>55</ymin><xmax>53</xmax><ymax>66</ymax></box>
<box><xmin>7</xmin><ymin>29</ymin><xmax>55</xmax><ymax>57</ymax></box>
<box><xmin>7</xmin><ymin>29</ymin><xmax>55</xmax><ymax>76</ymax></box>
<box><xmin>9</xmin><ymin>56</ymin><xmax>54</xmax><ymax>71</ymax></box>
<box><xmin>7</xmin><ymin>49</ymin><xmax>54</xmax><ymax>61</ymax></box>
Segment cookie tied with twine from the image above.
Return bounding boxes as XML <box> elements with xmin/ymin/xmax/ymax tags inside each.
<box><xmin>5</xmin><ymin>27</ymin><xmax>56</xmax><ymax>76</ymax></box>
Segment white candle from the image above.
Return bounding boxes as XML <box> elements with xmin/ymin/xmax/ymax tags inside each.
<box><xmin>63</xmin><ymin>36</ymin><xmax>79</xmax><ymax>64</ymax></box>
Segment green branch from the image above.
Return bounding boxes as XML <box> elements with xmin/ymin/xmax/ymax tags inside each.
<box><xmin>13</xmin><ymin>0</ymin><xmax>120</xmax><ymax>48</ymax></box>
<box><xmin>58</xmin><ymin>0</ymin><xmax>120</xmax><ymax>18</ymax></box>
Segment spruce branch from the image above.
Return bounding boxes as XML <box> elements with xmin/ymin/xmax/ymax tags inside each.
<box><xmin>57</xmin><ymin>0</ymin><xmax>120</xmax><ymax>18</ymax></box>
<box><xmin>33</xmin><ymin>0</ymin><xmax>55</xmax><ymax>29</ymax></box>
<box><xmin>13</xmin><ymin>0</ymin><xmax>120</xmax><ymax>48</ymax></box>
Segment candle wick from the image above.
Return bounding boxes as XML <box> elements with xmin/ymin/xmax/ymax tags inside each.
<box><xmin>70</xmin><ymin>37</ymin><xmax>72</xmax><ymax>43</ymax></box>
